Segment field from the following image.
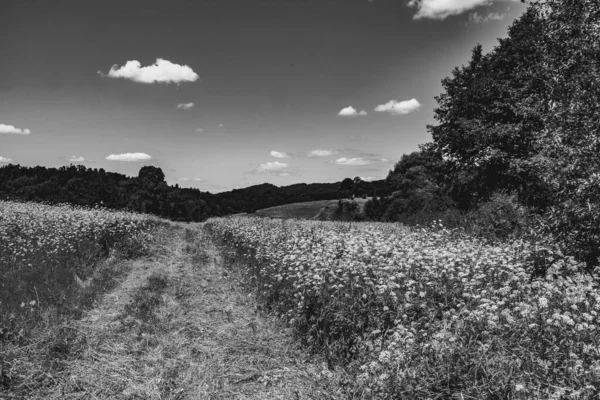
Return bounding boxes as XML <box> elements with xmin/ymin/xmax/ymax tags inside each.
<box><xmin>207</xmin><ymin>216</ymin><xmax>600</xmax><ymax>399</ymax></box>
<box><xmin>0</xmin><ymin>200</ymin><xmax>160</xmax><ymax>396</ymax></box>
<box><xmin>5</xmin><ymin>200</ymin><xmax>600</xmax><ymax>399</ymax></box>
<box><xmin>253</xmin><ymin>198</ymin><xmax>371</xmax><ymax>220</ymax></box>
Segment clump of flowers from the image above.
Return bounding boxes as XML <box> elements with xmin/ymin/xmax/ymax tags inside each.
<box><xmin>207</xmin><ymin>216</ymin><xmax>600</xmax><ymax>399</ymax></box>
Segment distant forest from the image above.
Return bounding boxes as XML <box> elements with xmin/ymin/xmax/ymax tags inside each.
<box><xmin>0</xmin><ymin>164</ymin><xmax>389</xmax><ymax>221</ymax></box>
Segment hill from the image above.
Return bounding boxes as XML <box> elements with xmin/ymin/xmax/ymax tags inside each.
<box><xmin>0</xmin><ymin>164</ymin><xmax>389</xmax><ymax>221</ymax></box>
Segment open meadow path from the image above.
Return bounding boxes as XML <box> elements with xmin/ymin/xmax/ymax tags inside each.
<box><xmin>36</xmin><ymin>223</ymin><xmax>344</xmax><ymax>400</ymax></box>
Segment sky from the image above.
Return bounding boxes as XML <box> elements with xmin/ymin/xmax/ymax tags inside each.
<box><xmin>0</xmin><ymin>0</ymin><xmax>527</xmax><ymax>193</ymax></box>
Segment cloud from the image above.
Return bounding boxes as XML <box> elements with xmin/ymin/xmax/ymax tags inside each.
<box><xmin>0</xmin><ymin>124</ymin><xmax>31</xmax><ymax>135</ymax></box>
<box><xmin>279</xmin><ymin>172</ymin><xmax>290</xmax><ymax>177</ymax></box>
<box><xmin>98</xmin><ymin>58</ymin><xmax>199</xmax><ymax>84</ymax></box>
<box><xmin>105</xmin><ymin>152</ymin><xmax>152</xmax><ymax>162</ymax></box>
<box><xmin>179</xmin><ymin>177</ymin><xmax>202</xmax><ymax>183</ymax></box>
<box><xmin>258</xmin><ymin>161</ymin><xmax>289</xmax><ymax>172</ymax></box>
<box><xmin>338</xmin><ymin>106</ymin><xmax>367</xmax><ymax>117</ymax></box>
<box><xmin>177</xmin><ymin>102</ymin><xmax>195</xmax><ymax>110</ymax></box>
<box><xmin>218</xmin><ymin>124</ymin><xmax>224</xmax><ymax>128</ymax></box>
<box><xmin>408</xmin><ymin>0</ymin><xmax>513</xmax><ymax>20</ymax></box>
<box><xmin>309</xmin><ymin>149</ymin><xmax>336</xmax><ymax>157</ymax></box>
<box><xmin>375</xmin><ymin>98</ymin><xmax>421</xmax><ymax>115</ymax></box>
<box><xmin>270</xmin><ymin>151</ymin><xmax>289</xmax><ymax>158</ymax></box>
<box><xmin>334</xmin><ymin>157</ymin><xmax>372</xmax><ymax>166</ymax></box>
<box><xmin>468</xmin><ymin>11</ymin><xmax>506</xmax><ymax>23</ymax></box>
<box><xmin>67</xmin><ymin>155</ymin><xmax>85</xmax><ymax>163</ymax></box>
<box><xmin>0</xmin><ymin>156</ymin><xmax>14</xmax><ymax>163</ymax></box>
<box><xmin>196</xmin><ymin>128</ymin><xmax>204</xmax><ymax>133</ymax></box>
<box><xmin>360</xmin><ymin>176</ymin><xmax>377</xmax><ymax>181</ymax></box>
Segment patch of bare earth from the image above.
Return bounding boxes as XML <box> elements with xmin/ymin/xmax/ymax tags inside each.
<box><xmin>32</xmin><ymin>223</ymin><xmax>346</xmax><ymax>399</ymax></box>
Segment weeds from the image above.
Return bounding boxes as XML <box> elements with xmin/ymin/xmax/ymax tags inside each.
<box><xmin>207</xmin><ymin>216</ymin><xmax>600</xmax><ymax>399</ymax></box>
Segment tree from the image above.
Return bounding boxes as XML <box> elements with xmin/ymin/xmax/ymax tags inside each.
<box><xmin>528</xmin><ymin>0</ymin><xmax>600</xmax><ymax>269</ymax></box>
<box><xmin>429</xmin><ymin>8</ymin><xmax>549</xmax><ymax>210</ymax></box>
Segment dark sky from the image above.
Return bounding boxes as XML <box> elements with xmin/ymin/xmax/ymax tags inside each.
<box><xmin>0</xmin><ymin>0</ymin><xmax>526</xmax><ymax>192</ymax></box>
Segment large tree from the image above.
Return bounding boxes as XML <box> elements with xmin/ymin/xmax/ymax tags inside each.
<box><xmin>429</xmin><ymin>8</ymin><xmax>548</xmax><ymax>210</ymax></box>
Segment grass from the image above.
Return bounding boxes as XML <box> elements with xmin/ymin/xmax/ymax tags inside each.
<box><xmin>1</xmin><ymin>210</ymin><xmax>348</xmax><ymax>399</ymax></box>
<box><xmin>207</xmin><ymin>216</ymin><xmax>600</xmax><ymax>399</ymax></box>
<box><xmin>254</xmin><ymin>198</ymin><xmax>372</xmax><ymax>220</ymax></box>
<box><xmin>0</xmin><ymin>201</ymin><xmax>160</xmax><ymax>398</ymax></box>
<box><xmin>254</xmin><ymin>200</ymin><xmax>337</xmax><ymax>219</ymax></box>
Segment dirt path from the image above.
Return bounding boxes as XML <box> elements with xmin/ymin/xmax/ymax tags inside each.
<box><xmin>37</xmin><ymin>223</ymin><xmax>345</xmax><ymax>400</ymax></box>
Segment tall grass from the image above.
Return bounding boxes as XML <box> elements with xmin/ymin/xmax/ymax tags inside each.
<box><xmin>207</xmin><ymin>216</ymin><xmax>600</xmax><ymax>399</ymax></box>
<box><xmin>0</xmin><ymin>200</ymin><xmax>160</xmax><ymax>394</ymax></box>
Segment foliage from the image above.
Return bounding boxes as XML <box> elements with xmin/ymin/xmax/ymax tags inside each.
<box><xmin>208</xmin><ymin>216</ymin><xmax>600</xmax><ymax>399</ymax></box>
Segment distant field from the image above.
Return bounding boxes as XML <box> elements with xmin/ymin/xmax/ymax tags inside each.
<box><xmin>254</xmin><ymin>200</ymin><xmax>338</xmax><ymax>219</ymax></box>
<box><xmin>249</xmin><ymin>198</ymin><xmax>373</xmax><ymax>220</ymax></box>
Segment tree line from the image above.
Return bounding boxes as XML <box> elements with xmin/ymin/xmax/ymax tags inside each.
<box><xmin>366</xmin><ymin>0</ymin><xmax>600</xmax><ymax>271</ymax></box>
<box><xmin>0</xmin><ymin>163</ymin><xmax>389</xmax><ymax>221</ymax></box>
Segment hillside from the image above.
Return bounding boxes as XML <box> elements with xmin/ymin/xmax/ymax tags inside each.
<box><xmin>0</xmin><ymin>164</ymin><xmax>389</xmax><ymax>222</ymax></box>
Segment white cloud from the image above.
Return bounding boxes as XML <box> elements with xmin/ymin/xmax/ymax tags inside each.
<box><xmin>469</xmin><ymin>11</ymin><xmax>506</xmax><ymax>23</ymax></box>
<box><xmin>408</xmin><ymin>0</ymin><xmax>513</xmax><ymax>20</ymax></box>
<box><xmin>178</xmin><ymin>177</ymin><xmax>190</xmax><ymax>182</ymax></box>
<box><xmin>309</xmin><ymin>149</ymin><xmax>336</xmax><ymax>157</ymax></box>
<box><xmin>218</xmin><ymin>124</ymin><xmax>224</xmax><ymax>128</ymax></box>
<box><xmin>0</xmin><ymin>124</ymin><xmax>31</xmax><ymax>135</ymax></box>
<box><xmin>258</xmin><ymin>161</ymin><xmax>288</xmax><ymax>172</ymax></box>
<box><xmin>375</xmin><ymin>98</ymin><xmax>421</xmax><ymax>115</ymax></box>
<box><xmin>105</xmin><ymin>152</ymin><xmax>152</xmax><ymax>162</ymax></box>
<box><xmin>179</xmin><ymin>177</ymin><xmax>200</xmax><ymax>182</ymax></box>
<box><xmin>279</xmin><ymin>172</ymin><xmax>290</xmax><ymax>177</ymax></box>
<box><xmin>334</xmin><ymin>157</ymin><xmax>372</xmax><ymax>166</ymax></box>
<box><xmin>338</xmin><ymin>106</ymin><xmax>367</xmax><ymax>117</ymax></box>
<box><xmin>67</xmin><ymin>155</ymin><xmax>85</xmax><ymax>162</ymax></box>
<box><xmin>98</xmin><ymin>58</ymin><xmax>199</xmax><ymax>84</ymax></box>
<box><xmin>177</xmin><ymin>102</ymin><xmax>195</xmax><ymax>110</ymax></box>
<box><xmin>270</xmin><ymin>151</ymin><xmax>289</xmax><ymax>158</ymax></box>
<box><xmin>0</xmin><ymin>156</ymin><xmax>14</xmax><ymax>163</ymax></box>
<box><xmin>196</xmin><ymin>128</ymin><xmax>204</xmax><ymax>133</ymax></box>
<box><xmin>360</xmin><ymin>176</ymin><xmax>377</xmax><ymax>181</ymax></box>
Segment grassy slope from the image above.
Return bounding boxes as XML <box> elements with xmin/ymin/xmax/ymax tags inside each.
<box><xmin>254</xmin><ymin>198</ymin><xmax>371</xmax><ymax>220</ymax></box>
<box><xmin>254</xmin><ymin>200</ymin><xmax>337</xmax><ymax>219</ymax></box>
<box><xmin>6</xmin><ymin>224</ymin><xmax>346</xmax><ymax>399</ymax></box>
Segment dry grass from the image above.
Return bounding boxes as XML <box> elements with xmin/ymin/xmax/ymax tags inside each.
<box><xmin>6</xmin><ymin>223</ymin><xmax>349</xmax><ymax>399</ymax></box>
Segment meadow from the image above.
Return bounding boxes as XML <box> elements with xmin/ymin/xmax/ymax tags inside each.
<box><xmin>207</xmin><ymin>216</ymin><xmax>600</xmax><ymax>399</ymax></box>
<box><xmin>0</xmin><ymin>200</ymin><xmax>159</xmax><ymax>393</ymax></box>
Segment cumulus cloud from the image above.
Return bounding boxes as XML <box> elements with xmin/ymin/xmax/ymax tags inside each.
<box><xmin>270</xmin><ymin>151</ymin><xmax>289</xmax><ymax>158</ymax></box>
<box><xmin>105</xmin><ymin>152</ymin><xmax>152</xmax><ymax>162</ymax></box>
<box><xmin>177</xmin><ymin>102</ymin><xmax>195</xmax><ymax>110</ymax></box>
<box><xmin>258</xmin><ymin>161</ymin><xmax>288</xmax><ymax>172</ymax></box>
<box><xmin>334</xmin><ymin>157</ymin><xmax>372</xmax><ymax>166</ymax></box>
<box><xmin>309</xmin><ymin>149</ymin><xmax>336</xmax><ymax>157</ymax></box>
<box><xmin>0</xmin><ymin>156</ymin><xmax>14</xmax><ymax>163</ymax></box>
<box><xmin>409</xmin><ymin>0</ymin><xmax>513</xmax><ymax>20</ymax></box>
<box><xmin>338</xmin><ymin>106</ymin><xmax>367</xmax><ymax>117</ymax></box>
<box><xmin>375</xmin><ymin>98</ymin><xmax>421</xmax><ymax>115</ymax></box>
<box><xmin>469</xmin><ymin>11</ymin><xmax>506</xmax><ymax>23</ymax></box>
<box><xmin>360</xmin><ymin>176</ymin><xmax>377</xmax><ymax>181</ymax></box>
<box><xmin>67</xmin><ymin>155</ymin><xmax>85</xmax><ymax>163</ymax></box>
<box><xmin>0</xmin><ymin>124</ymin><xmax>31</xmax><ymax>135</ymax></box>
<box><xmin>98</xmin><ymin>58</ymin><xmax>199</xmax><ymax>84</ymax></box>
